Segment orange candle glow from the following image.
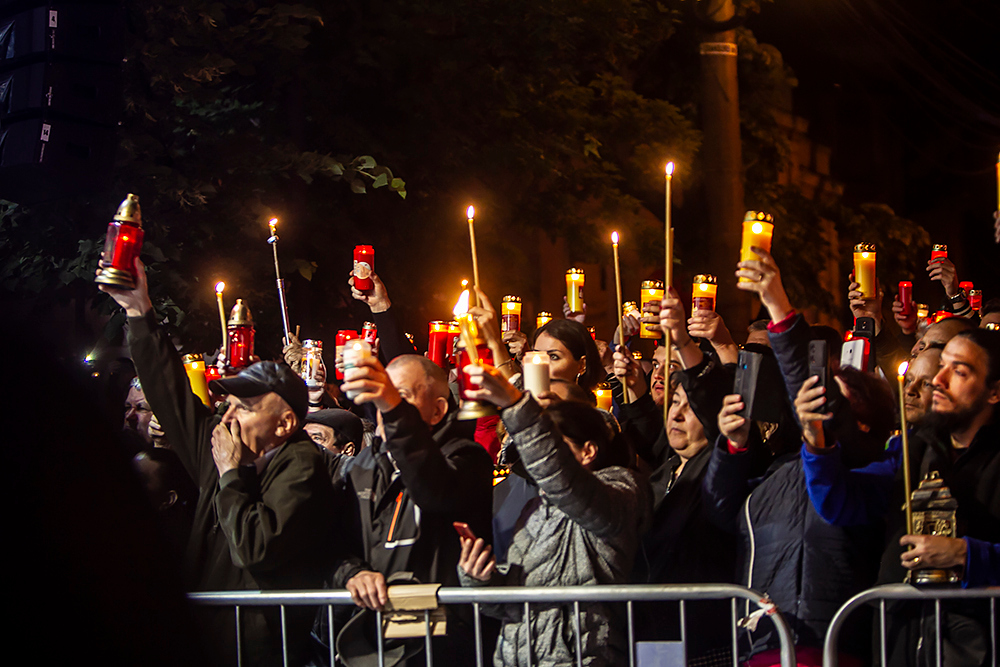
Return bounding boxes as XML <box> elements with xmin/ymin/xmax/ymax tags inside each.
<box><xmin>853</xmin><ymin>243</ymin><xmax>877</xmax><ymax>300</ymax></box>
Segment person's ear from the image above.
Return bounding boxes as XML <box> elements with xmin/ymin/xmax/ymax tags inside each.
<box><xmin>430</xmin><ymin>396</ymin><xmax>449</xmax><ymax>426</ymax></box>
<box><xmin>987</xmin><ymin>381</ymin><xmax>1000</xmax><ymax>406</ymax></box>
<box><xmin>342</xmin><ymin>442</ymin><xmax>356</xmax><ymax>457</ymax></box>
<box><xmin>274</xmin><ymin>410</ymin><xmax>298</xmax><ymax>439</ymax></box>
<box><xmin>160</xmin><ymin>490</ymin><xmax>178</xmax><ymax>511</ymax></box>
<box><xmin>579</xmin><ymin>440</ymin><xmax>598</xmax><ymax>468</ymax></box>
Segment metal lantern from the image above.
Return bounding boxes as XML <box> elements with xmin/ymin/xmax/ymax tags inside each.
<box><xmin>226</xmin><ymin>299</ymin><xmax>255</xmax><ymax>371</ymax></box>
<box><xmin>95</xmin><ymin>194</ymin><xmax>144</xmax><ymax>289</ymax></box>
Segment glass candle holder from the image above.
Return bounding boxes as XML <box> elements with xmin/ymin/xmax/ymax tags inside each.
<box><xmin>353</xmin><ymin>245</ymin><xmax>375</xmax><ymax>291</ymax></box>
<box><xmin>968</xmin><ymin>289</ymin><xmax>982</xmax><ymax>312</ymax></box>
<box><xmin>692</xmin><ymin>274</ymin><xmax>718</xmax><ymax>312</ymax></box>
<box><xmin>565</xmin><ymin>268</ymin><xmax>585</xmax><ymax>313</ymax></box>
<box><xmin>536</xmin><ymin>312</ymin><xmax>553</xmax><ymax>329</ymax></box>
<box><xmin>181</xmin><ymin>353</ymin><xmax>212</xmax><ymax>407</ymax></box>
<box><xmin>335</xmin><ymin>330</ymin><xmax>359</xmax><ymax>380</ymax></box>
<box><xmin>523</xmin><ymin>351</ymin><xmax>551</xmax><ymax>397</ymax></box>
<box><xmin>931</xmin><ymin>244</ymin><xmax>948</xmax><ymax>262</ymax></box>
<box><xmin>226</xmin><ymin>299</ymin><xmax>255</xmax><ymax>371</ymax></box>
<box><xmin>446</xmin><ymin>321</ymin><xmax>462</xmax><ymax>368</ymax></box>
<box><xmin>95</xmin><ymin>194</ymin><xmax>144</xmax><ymax>290</ymax></box>
<box><xmin>428</xmin><ymin>321</ymin><xmax>451</xmax><ymax>369</ymax></box>
<box><xmin>301</xmin><ymin>339</ymin><xmax>324</xmax><ymax>388</ymax></box>
<box><xmin>342</xmin><ymin>340</ymin><xmax>372</xmax><ymax>401</ymax></box>
<box><xmin>594</xmin><ymin>383</ymin><xmax>613</xmax><ymax>411</ymax></box>
<box><xmin>853</xmin><ymin>243</ymin><xmax>877</xmax><ymax>300</ymax></box>
<box><xmin>640</xmin><ymin>280</ymin><xmax>665</xmax><ymax>339</ymax></box>
<box><xmin>501</xmin><ymin>296</ymin><xmax>522</xmax><ymax>333</ymax></box>
<box><xmin>455</xmin><ymin>342</ymin><xmax>498</xmax><ymax>420</ymax></box>
<box><xmin>739</xmin><ymin>211</ymin><xmax>774</xmax><ymax>283</ymax></box>
<box><xmin>898</xmin><ymin>281</ymin><xmax>914</xmax><ymax>317</ymax></box>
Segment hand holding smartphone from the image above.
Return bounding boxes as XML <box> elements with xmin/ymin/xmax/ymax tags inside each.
<box><xmin>453</xmin><ymin>522</ymin><xmax>477</xmax><ymax>541</ymax></box>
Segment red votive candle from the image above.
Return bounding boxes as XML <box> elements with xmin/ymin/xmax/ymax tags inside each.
<box><xmin>353</xmin><ymin>245</ymin><xmax>374</xmax><ymax>291</ymax></box>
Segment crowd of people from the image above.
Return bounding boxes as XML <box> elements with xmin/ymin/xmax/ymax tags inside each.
<box><xmin>95</xmin><ymin>244</ymin><xmax>999</xmax><ymax>667</ymax></box>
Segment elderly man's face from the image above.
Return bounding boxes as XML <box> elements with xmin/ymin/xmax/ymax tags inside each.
<box><xmin>387</xmin><ymin>363</ymin><xmax>446</xmax><ymax>427</ymax></box>
<box><xmin>124</xmin><ymin>386</ymin><xmax>153</xmax><ymax>444</ymax></box>
<box><xmin>222</xmin><ymin>393</ymin><xmax>295</xmax><ymax>456</ymax></box>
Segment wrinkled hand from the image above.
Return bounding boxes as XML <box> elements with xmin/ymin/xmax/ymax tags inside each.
<box><xmin>459</xmin><ymin>537</ymin><xmax>496</xmax><ymax>582</ymax></box>
<box><xmin>307</xmin><ymin>361</ymin><xmax>327</xmax><ymax>409</ymax></box>
<box><xmin>735</xmin><ymin>247</ymin><xmax>793</xmax><ymax>322</ymax></box>
<box><xmin>794</xmin><ymin>376</ymin><xmax>831</xmax><ymax>449</ymax></box>
<box><xmin>926</xmin><ymin>257</ymin><xmax>959</xmax><ymax>298</ymax></box>
<box><xmin>503</xmin><ymin>330</ymin><xmax>528</xmax><ymax>360</ymax></box>
<box><xmin>211</xmin><ymin>420</ymin><xmax>249</xmax><ymax>476</ymax></box>
<box><xmin>613</xmin><ymin>349</ymin><xmax>647</xmax><ymax>400</ymax></box>
<box><xmin>346</xmin><ymin>570</ymin><xmax>388</xmax><ymax>611</ymax></box>
<box><xmin>892</xmin><ymin>294</ymin><xmax>917</xmax><ymax>335</ymax></box>
<box><xmin>463</xmin><ymin>364</ymin><xmax>523</xmax><ymax>409</ymax></box>
<box><xmin>97</xmin><ymin>257</ymin><xmax>153</xmax><ymax>318</ymax></box>
<box><xmin>899</xmin><ymin>534</ymin><xmax>967</xmax><ymax>570</ymax></box>
<box><xmin>349</xmin><ymin>272</ymin><xmax>392</xmax><ymax>313</ymax></box>
<box><xmin>848</xmin><ymin>274</ymin><xmax>883</xmax><ymax>333</ymax></box>
<box><xmin>562</xmin><ymin>296</ymin><xmax>586</xmax><ymax>323</ymax></box>
<box><xmin>341</xmin><ymin>356</ymin><xmax>402</xmax><ymax>413</ymax></box>
<box><xmin>282</xmin><ymin>332</ymin><xmax>304</xmax><ymax>372</ymax></box>
<box><xmin>717</xmin><ymin>394</ymin><xmax>751</xmax><ymax>449</ymax></box>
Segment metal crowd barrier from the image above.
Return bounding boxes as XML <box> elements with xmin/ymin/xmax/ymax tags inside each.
<box><xmin>190</xmin><ymin>583</ymin><xmax>796</xmax><ymax>667</ymax></box>
<box><xmin>822</xmin><ymin>583</ymin><xmax>1000</xmax><ymax>667</ymax></box>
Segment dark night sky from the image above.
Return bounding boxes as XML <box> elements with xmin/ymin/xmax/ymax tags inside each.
<box><xmin>748</xmin><ymin>0</ymin><xmax>1000</xmax><ymax>293</ymax></box>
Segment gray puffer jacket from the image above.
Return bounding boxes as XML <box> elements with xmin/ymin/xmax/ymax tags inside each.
<box><xmin>460</xmin><ymin>394</ymin><xmax>652</xmax><ymax>667</ymax></box>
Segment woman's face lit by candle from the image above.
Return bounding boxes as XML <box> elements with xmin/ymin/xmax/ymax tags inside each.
<box><xmin>533</xmin><ymin>332</ymin><xmax>586</xmax><ymax>384</ymax></box>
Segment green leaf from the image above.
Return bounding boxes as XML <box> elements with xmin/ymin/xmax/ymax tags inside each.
<box><xmin>350</xmin><ymin>179</ymin><xmax>367</xmax><ymax>194</ymax></box>
<box><xmin>372</xmin><ymin>173</ymin><xmax>388</xmax><ymax>188</ymax></box>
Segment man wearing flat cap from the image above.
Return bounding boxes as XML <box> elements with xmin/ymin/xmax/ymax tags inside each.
<box><xmin>101</xmin><ymin>259</ymin><xmax>337</xmax><ymax>667</ymax></box>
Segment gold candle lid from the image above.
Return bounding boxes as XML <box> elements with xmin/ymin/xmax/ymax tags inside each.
<box><xmin>302</xmin><ymin>339</ymin><xmax>322</xmax><ymax>350</ymax></box>
<box><xmin>641</xmin><ymin>280</ymin><xmax>665</xmax><ymax>290</ymax></box>
<box><xmin>854</xmin><ymin>242</ymin><xmax>877</xmax><ymax>253</ymax></box>
<box><xmin>536</xmin><ymin>311</ymin><xmax>553</xmax><ymax>317</ymax></box>
<box><xmin>502</xmin><ymin>295</ymin><xmax>521</xmax><ymax>303</ymax></box>
<box><xmin>228</xmin><ymin>299</ymin><xmax>254</xmax><ymax>326</ymax></box>
<box><xmin>113</xmin><ymin>193</ymin><xmax>142</xmax><ymax>226</ymax></box>
<box><xmin>566</xmin><ymin>268</ymin><xmax>584</xmax><ymax>276</ymax></box>
<box><xmin>623</xmin><ymin>301</ymin><xmax>638</xmax><ymax>313</ymax></box>
<box><xmin>968</xmin><ymin>289</ymin><xmax>982</xmax><ymax>296</ymax></box>
<box><xmin>181</xmin><ymin>353</ymin><xmax>204</xmax><ymax>365</ymax></box>
<box><xmin>932</xmin><ymin>244</ymin><xmax>947</xmax><ymax>252</ymax></box>
<box><xmin>744</xmin><ymin>210</ymin><xmax>773</xmax><ymax>223</ymax></box>
<box><xmin>692</xmin><ymin>274</ymin><xmax>717</xmax><ymax>285</ymax></box>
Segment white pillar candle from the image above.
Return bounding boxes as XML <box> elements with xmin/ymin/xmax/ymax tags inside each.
<box><xmin>342</xmin><ymin>340</ymin><xmax>373</xmax><ymax>401</ymax></box>
<box><xmin>523</xmin><ymin>352</ymin><xmax>551</xmax><ymax>397</ymax></box>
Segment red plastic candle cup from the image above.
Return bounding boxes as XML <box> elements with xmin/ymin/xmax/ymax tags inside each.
<box><xmin>335</xmin><ymin>330</ymin><xmax>360</xmax><ymax>380</ymax></box>
<box><xmin>930</xmin><ymin>244</ymin><xmax>948</xmax><ymax>262</ymax></box>
<box><xmin>353</xmin><ymin>245</ymin><xmax>375</xmax><ymax>291</ymax></box>
<box><xmin>446</xmin><ymin>322</ymin><xmax>461</xmax><ymax>368</ymax></box>
<box><xmin>362</xmin><ymin>321</ymin><xmax>378</xmax><ymax>346</ymax></box>
<box><xmin>959</xmin><ymin>281</ymin><xmax>974</xmax><ymax>293</ymax></box>
<box><xmin>898</xmin><ymin>281</ymin><xmax>913</xmax><ymax>317</ymax></box>
<box><xmin>456</xmin><ymin>345</ymin><xmax>494</xmax><ymax>400</ymax></box>
<box><xmin>227</xmin><ymin>326</ymin><xmax>255</xmax><ymax>370</ymax></box>
<box><xmin>428</xmin><ymin>321</ymin><xmax>450</xmax><ymax>369</ymax></box>
<box><xmin>968</xmin><ymin>290</ymin><xmax>982</xmax><ymax>311</ymax></box>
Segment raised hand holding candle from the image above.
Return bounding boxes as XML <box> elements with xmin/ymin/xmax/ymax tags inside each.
<box><xmin>640</xmin><ymin>281</ymin><xmax>665</xmax><ymax>338</ymax></box>
<box><xmin>523</xmin><ymin>352</ymin><xmax>551</xmax><ymax>397</ymax></box>
<box><xmin>930</xmin><ymin>244</ymin><xmax>948</xmax><ymax>262</ymax></box>
<box><xmin>853</xmin><ymin>243</ymin><xmax>877</xmax><ymax>300</ymax></box>
<box><xmin>612</xmin><ymin>232</ymin><xmax>629</xmax><ymax>404</ymax></box>
<box><xmin>566</xmin><ymin>268</ymin><xmax>585</xmax><ymax>313</ymax></box>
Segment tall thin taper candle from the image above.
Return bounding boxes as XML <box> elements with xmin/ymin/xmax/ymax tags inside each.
<box><xmin>612</xmin><ymin>232</ymin><xmax>629</xmax><ymax>404</ymax></box>
<box><xmin>267</xmin><ymin>217</ymin><xmax>292</xmax><ymax>344</ymax></box>
<box><xmin>215</xmin><ymin>282</ymin><xmax>227</xmax><ymax>355</ymax></box>
<box><xmin>897</xmin><ymin>361</ymin><xmax>914</xmax><ymax>534</ymax></box>
<box><xmin>664</xmin><ymin>162</ymin><xmax>675</xmax><ymax>422</ymax></box>
<box><xmin>467</xmin><ymin>206</ymin><xmax>481</xmax><ymax>307</ymax></box>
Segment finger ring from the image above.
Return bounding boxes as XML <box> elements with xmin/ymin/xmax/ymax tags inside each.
<box><xmin>912</xmin><ymin>556</ymin><xmax>920</xmax><ymax>565</ymax></box>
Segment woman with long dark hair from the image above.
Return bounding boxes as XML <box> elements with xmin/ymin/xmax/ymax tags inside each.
<box><xmin>530</xmin><ymin>319</ymin><xmax>606</xmax><ymax>391</ymax></box>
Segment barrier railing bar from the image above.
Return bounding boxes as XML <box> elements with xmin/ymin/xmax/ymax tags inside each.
<box><xmin>878</xmin><ymin>600</ymin><xmax>886</xmax><ymax>667</ymax></box>
<box><xmin>627</xmin><ymin>600</ymin><xmax>635</xmax><ymax>667</ymax></box>
<box><xmin>327</xmin><ymin>606</ymin><xmax>335</xmax><ymax>667</ymax></box>
<box><xmin>731</xmin><ymin>598</ymin><xmax>738</xmax><ymax>667</ymax></box>
<box><xmin>823</xmin><ymin>584</ymin><xmax>1000</xmax><ymax>667</ymax></box>
<box><xmin>934</xmin><ymin>599</ymin><xmax>942</xmax><ymax>667</ymax></box>
<box><xmin>376</xmin><ymin>610</ymin><xmax>384</xmax><ymax>667</ymax></box>
<box><xmin>235</xmin><ymin>605</ymin><xmax>243</xmax><ymax>667</ymax></box>
<box><xmin>280</xmin><ymin>605</ymin><xmax>288</xmax><ymax>667</ymax></box>
<box><xmin>474</xmin><ymin>602</ymin><xmax>484</xmax><ymax>667</ymax></box>
<box><xmin>679</xmin><ymin>599</ymin><xmax>687</xmax><ymax>666</ymax></box>
<box><xmin>424</xmin><ymin>610</ymin><xmax>433</xmax><ymax>667</ymax></box>
<box><xmin>573</xmin><ymin>600</ymin><xmax>583</xmax><ymax>667</ymax></box>
<box><xmin>524</xmin><ymin>601</ymin><xmax>533</xmax><ymax>667</ymax></box>
<box><xmin>991</xmin><ymin>598</ymin><xmax>996</xmax><ymax>662</ymax></box>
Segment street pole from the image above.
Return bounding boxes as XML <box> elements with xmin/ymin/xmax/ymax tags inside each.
<box><xmin>698</xmin><ymin>0</ymin><xmax>747</xmax><ymax>327</ymax></box>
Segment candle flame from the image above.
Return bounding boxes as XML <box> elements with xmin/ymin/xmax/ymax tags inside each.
<box><xmin>506</xmin><ymin>302</ymin><xmax>516</xmax><ymax>310</ymax></box>
<box><xmin>531</xmin><ymin>352</ymin><xmax>545</xmax><ymax>365</ymax></box>
<box><xmin>898</xmin><ymin>361</ymin><xmax>909</xmax><ymax>378</ymax></box>
<box><xmin>352</xmin><ymin>341</ymin><xmax>364</xmax><ymax>351</ymax></box>
<box><xmin>611</xmin><ymin>231</ymin><xmax>619</xmax><ymax>244</ymax></box>
<box><xmin>665</xmin><ymin>162</ymin><xmax>675</xmax><ymax>176</ymax></box>
<box><xmin>467</xmin><ymin>205</ymin><xmax>475</xmax><ymax>220</ymax></box>
<box><xmin>461</xmin><ymin>278</ymin><xmax>469</xmax><ymax>288</ymax></box>
<box><xmin>861</xmin><ymin>252</ymin><xmax>870</xmax><ymax>259</ymax></box>
<box><xmin>215</xmin><ymin>281</ymin><xmax>225</xmax><ymax>293</ymax></box>
<box><xmin>699</xmin><ymin>283</ymin><xmax>709</xmax><ymax>291</ymax></box>
<box><xmin>453</xmin><ymin>289</ymin><xmax>471</xmax><ymax>318</ymax></box>
<box><xmin>752</xmin><ymin>222</ymin><xmax>763</xmax><ymax>234</ymax></box>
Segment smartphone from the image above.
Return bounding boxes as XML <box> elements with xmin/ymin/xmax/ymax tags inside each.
<box><xmin>453</xmin><ymin>522</ymin><xmax>477</xmax><ymax>541</ymax></box>
<box><xmin>733</xmin><ymin>349</ymin><xmax>784</xmax><ymax>422</ymax></box>
<box><xmin>840</xmin><ymin>339</ymin><xmax>868</xmax><ymax>372</ymax></box>
<box><xmin>851</xmin><ymin>316</ymin><xmax>876</xmax><ymax>371</ymax></box>
<box><xmin>808</xmin><ymin>340</ymin><xmax>832</xmax><ymax>414</ymax></box>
